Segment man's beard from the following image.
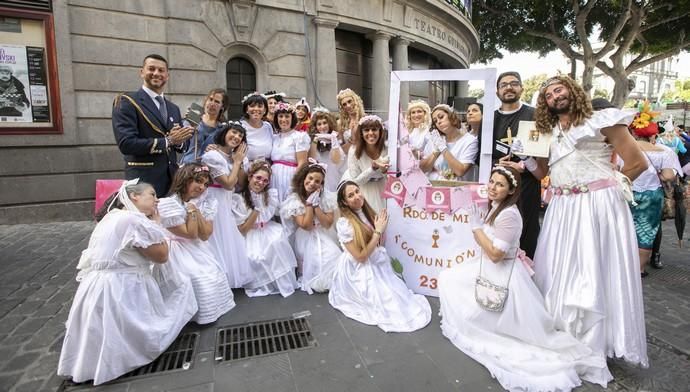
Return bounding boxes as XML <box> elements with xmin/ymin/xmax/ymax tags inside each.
<box><xmin>500</xmin><ymin>95</ymin><xmax>519</xmax><ymax>104</ymax></box>
<box><xmin>548</xmin><ymin>97</ymin><xmax>570</xmax><ymax>114</ymax></box>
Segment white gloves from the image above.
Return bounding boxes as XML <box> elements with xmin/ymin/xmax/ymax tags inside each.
<box><xmin>330</xmin><ymin>131</ymin><xmax>341</xmax><ymax>149</ymax></box>
<box><xmin>430</xmin><ymin>130</ymin><xmax>447</xmax><ymax>153</ymax></box>
<box><xmin>467</xmin><ymin>203</ymin><xmax>485</xmax><ymax>231</ymax></box>
<box><xmin>250</xmin><ymin>192</ymin><xmax>264</xmax><ymax>209</ymax></box>
<box><xmin>343</xmin><ymin>129</ymin><xmax>352</xmax><ymax>143</ymax></box>
<box><xmin>510</xmin><ymin>139</ymin><xmax>537</xmax><ymax>171</ymax></box>
<box><xmin>510</xmin><ymin>139</ymin><xmax>527</xmax><ymax>159</ymax></box>
<box><xmin>306</xmin><ymin>191</ymin><xmax>321</xmax><ymax>206</ymax></box>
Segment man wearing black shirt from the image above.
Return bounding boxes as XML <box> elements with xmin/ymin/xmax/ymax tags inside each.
<box><xmin>492</xmin><ymin>72</ymin><xmax>541</xmax><ymax>258</ymax></box>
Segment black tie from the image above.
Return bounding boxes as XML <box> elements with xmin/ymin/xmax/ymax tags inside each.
<box><xmin>155</xmin><ymin>95</ymin><xmax>168</xmax><ymax>124</ymax></box>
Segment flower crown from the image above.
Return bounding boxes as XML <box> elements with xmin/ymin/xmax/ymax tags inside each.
<box><xmin>311</xmin><ymin>106</ymin><xmax>330</xmax><ymax>115</ymax></box>
<box><xmin>431</xmin><ymin>103</ymin><xmax>454</xmax><ymax>114</ymax></box>
<box><xmin>358</xmin><ymin>114</ymin><xmax>383</xmax><ymax>126</ymax></box>
<box><xmin>492</xmin><ymin>166</ymin><xmax>518</xmax><ymax>187</ymax></box>
<box><xmin>275</xmin><ymin>102</ymin><xmax>294</xmax><ymax>112</ymax></box>
<box><xmin>241</xmin><ymin>91</ymin><xmax>265</xmax><ymax>104</ymax></box>
<box><xmin>631</xmin><ymin>100</ymin><xmax>660</xmax><ymax>130</ymax></box>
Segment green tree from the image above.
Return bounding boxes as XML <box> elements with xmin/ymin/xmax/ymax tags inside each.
<box><xmin>468</xmin><ymin>87</ymin><xmax>485</xmax><ymax>99</ymax></box>
<box><xmin>593</xmin><ymin>88</ymin><xmax>609</xmax><ymax>99</ymax></box>
<box><xmin>474</xmin><ymin>0</ymin><xmax>690</xmax><ymax>107</ymax></box>
<box><xmin>521</xmin><ymin>74</ymin><xmax>549</xmax><ymax>104</ymax></box>
<box><xmin>662</xmin><ymin>79</ymin><xmax>690</xmax><ymax>102</ymax></box>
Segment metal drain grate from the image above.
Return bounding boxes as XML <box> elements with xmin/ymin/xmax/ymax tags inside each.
<box><xmin>61</xmin><ymin>331</ymin><xmax>199</xmax><ymax>390</ymax></box>
<box><xmin>120</xmin><ymin>330</ymin><xmax>199</xmax><ymax>378</ymax></box>
<box><xmin>215</xmin><ymin>316</ymin><xmax>317</xmax><ymax>362</ymax></box>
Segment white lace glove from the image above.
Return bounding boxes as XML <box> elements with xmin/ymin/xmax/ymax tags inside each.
<box><xmin>330</xmin><ymin>131</ymin><xmax>341</xmax><ymax>149</ymax></box>
<box><xmin>430</xmin><ymin>130</ymin><xmax>447</xmax><ymax>153</ymax></box>
<box><xmin>250</xmin><ymin>192</ymin><xmax>264</xmax><ymax>209</ymax></box>
<box><xmin>510</xmin><ymin>139</ymin><xmax>537</xmax><ymax>171</ymax></box>
<box><xmin>467</xmin><ymin>203</ymin><xmax>485</xmax><ymax>232</ymax></box>
<box><xmin>306</xmin><ymin>191</ymin><xmax>321</xmax><ymax>206</ymax></box>
<box><xmin>510</xmin><ymin>139</ymin><xmax>528</xmax><ymax>160</ymax></box>
<box><xmin>343</xmin><ymin>129</ymin><xmax>352</xmax><ymax>143</ymax></box>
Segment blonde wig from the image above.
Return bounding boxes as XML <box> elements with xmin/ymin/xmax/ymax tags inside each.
<box><xmin>337</xmin><ymin>88</ymin><xmax>365</xmax><ymax>130</ymax></box>
<box><xmin>404</xmin><ymin>100</ymin><xmax>432</xmax><ymax>131</ymax></box>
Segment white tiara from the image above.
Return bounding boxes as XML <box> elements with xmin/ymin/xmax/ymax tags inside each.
<box><xmin>358</xmin><ymin>114</ymin><xmax>383</xmax><ymax>126</ymax></box>
<box><xmin>492</xmin><ymin>166</ymin><xmax>518</xmax><ymax>187</ymax></box>
<box><xmin>432</xmin><ymin>103</ymin><xmax>454</xmax><ymax>113</ymax></box>
<box><xmin>311</xmin><ymin>106</ymin><xmax>330</xmax><ymax>115</ymax></box>
<box><xmin>241</xmin><ymin>92</ymin><xmax>266</xmax><ymax>104</ymax></box>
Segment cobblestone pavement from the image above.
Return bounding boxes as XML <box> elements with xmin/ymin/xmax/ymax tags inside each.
<box><xmin>0</xmin><ymin>220</ymin><xmax>688</xmax><ymax>392</ymax></box>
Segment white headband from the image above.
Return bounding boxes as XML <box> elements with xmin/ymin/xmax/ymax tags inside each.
<box><xmin>492</xmin><ymin>166</ymin><xmax>518</xmax><ymax>187</ymax></box>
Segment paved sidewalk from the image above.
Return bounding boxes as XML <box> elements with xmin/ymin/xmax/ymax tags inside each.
<box><xmin>0</xmin><ymin>220</ymin><xmax>688</xmax><ymax>392</ymax></box>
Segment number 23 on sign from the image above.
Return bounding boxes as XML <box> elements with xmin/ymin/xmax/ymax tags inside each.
<box><xmin>419</xmin><ymin>274</ymin><xmax>437</xmax><ymax>289</ymax></box>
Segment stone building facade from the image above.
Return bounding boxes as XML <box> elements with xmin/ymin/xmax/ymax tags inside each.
<box><xmin>0</xmin><ymin>0</ymin><xmax>478</xmax><ymax>224</ymax></box>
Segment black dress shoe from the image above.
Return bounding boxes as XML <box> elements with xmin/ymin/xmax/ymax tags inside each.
<box><xmin>651</xmin><ymin>253</ymin><xmax>664</xmax><ymax>269</ymax></box>
<box><xmin>641</xmin><ymin>270</ymin><xmax>649</xmax><ymax>278</ymax></box>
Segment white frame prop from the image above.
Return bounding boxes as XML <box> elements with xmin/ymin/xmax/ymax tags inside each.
<box><xmin>386</xmin><ymin>68</ymin><xmax>498</xmax><ymax>183</ymax></box>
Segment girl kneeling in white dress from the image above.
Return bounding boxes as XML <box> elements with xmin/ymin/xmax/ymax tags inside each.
<box><xmin>329</xmin><ymin>181</ymin><xmax>431</xmax><ymax>332</ymax></box>
<box><xmin>234</xmin><ymin>161</ymin><xmax>298</xmax><ymax>297</ymax></box>
<box><xmin>280</xmin><ymin>160</ymin><xmax>342</xmax><ymax>294</ymax></box>
<box><xmin>438</xmin><ymin>166</ymin><xmax>611</xmax><ymax>392</ymax></box>
<box><xmin>155</xmin><ymin>163</ymin><xmax>235</xmax><ymax>324</ymax></box>
<box><xmin>58</xmin><ymin>180</ymin><xmax>197</xmax><ymax>385</ymax></box>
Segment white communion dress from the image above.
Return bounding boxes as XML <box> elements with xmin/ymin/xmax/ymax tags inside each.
<box><xmin>58</xmin><ymin>209</ymin><xmax>197</xmax><ymax>385</ymax></box>
<box><xmin>312</xmin><ymin>138</ymin><xmax>346</xmax><ymax>192</ymax></box>
<box><xmin>154</xmin><ymin>193</ymin><xmax>235</xmax><ymax>324</ymax></box>
<box><xmin>270</xmin><ymin>129</ymin><xmax>311</xmax><ymax>203</ymax></box>
<box><xmin>201</xmin><ymin>149</ymin><xmax>251</xmax><ymax>288</ymax></box>
<box><xmin>534</xmin><ymin>108</ymin><xmax>648</xmax><ymax>367</ymax></box>
<box><xmin>232</xmin><ymin>188</ymin><xmax>299</xmax><ymax>297</ymax></box>
<box><xmin>280</xmin><ymin>191</ymin><xmax>342</xmax><ymax>294</ymax></box>
<box><xmin>439</xmin><ymin>205</ymin><xmax>612</xmax><ymax>392</ymax></box>
<box><xmin>328</xmin><ymin>213</ymin><xmax>432</xmax><ymax>332</ymax></box>
<box><xmin>341</xmin><ymin>147</ymin><xmax>389</xmax><ymax>213</ymax></box>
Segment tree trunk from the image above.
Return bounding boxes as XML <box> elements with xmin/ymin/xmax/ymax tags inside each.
<box><xmin>580</xmin><ymin>62</ymin><xmax>595</xmax><ymax>97</ymax></box>
<box><xmin>610</xmin><ymin>75</ymin><xmax>631</xmax><ymax>108</ymax></box>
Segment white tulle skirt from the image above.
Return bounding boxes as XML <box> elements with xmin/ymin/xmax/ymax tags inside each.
<box><xmin>534</xmin><ymin>187</ymin><xmax>648</xmax><ymax>367</ymax></box>
<box><xmin>206</xmin><ymin>187</ymin><xmax>251</xmax><ymax>288</ymax></box>
<box><xmin>328</xmin><ymin>247</ymin><xmax>431</xmax><ymax>332</ymax></box>
<box><xmin>439</xmin><ymin>256</ymin><xmax>612</xmax><ymax>392</ymax></box>
<box><xmin>294</xmin><ymin>226</ymin><xmax>341</xmax><ymax>294</ymax></box>
<box><xmin>153</xmin><ymin>239</ymin><xmax>235</xmax><ymax>324</ymax></box>
<box><xmin>244</xmin><ymin>221</ymin><xmax>298</xmax><ymax>298</ymax></box>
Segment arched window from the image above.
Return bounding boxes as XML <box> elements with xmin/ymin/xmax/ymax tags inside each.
<box><xmin>226</xmin><ymin>58</ymin><xmax>256</xmax><ymax>119</ymax></box>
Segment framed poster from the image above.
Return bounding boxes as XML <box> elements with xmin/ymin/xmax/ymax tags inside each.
<box><xmin>0</xmin><ymin>6</ymin><xmax>62</xmax><ymax>134</ymax></box>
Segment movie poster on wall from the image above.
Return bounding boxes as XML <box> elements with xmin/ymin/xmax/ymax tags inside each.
<box><xmin>0</xmin><ymin>44</ymin><xmax>32</xmax><ymax>123</ymax></box>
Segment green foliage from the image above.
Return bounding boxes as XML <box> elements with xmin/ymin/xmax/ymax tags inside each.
<box><xmin>662</xmin><ymin>79</ymin><xmax>690</xmax><ymax>102</ymax></box>
<box><xmin>593</xmin><ymin>88</ymin><xmax>609</xmax><ymax>99</ymax></box>
<box><xmin>468</xmin><ymin>88</ymin><xmax>485</xmax><ymax>99</ymax></box>
<box><xmin>521</xmin><ymin>73</ymin><xmax>549</xmax><ymax>104</ymax></box>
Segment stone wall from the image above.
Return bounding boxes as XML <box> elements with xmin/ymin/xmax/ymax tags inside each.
<box><xmin>0</xmin><ymin>0</ymin><xmax>477</xmax><ymax>224</ymax></box>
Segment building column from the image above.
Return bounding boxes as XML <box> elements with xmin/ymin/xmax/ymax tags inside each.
<box><xmin>366</xmin><ymin>31</ymin><xmax>394</xmax><ymax>118</ymax></box>
<box><xmin>392</xmin><ymin>37</ymin><xmax>410</xmax><ymax>108</ymax></box>
<box><xmin>456</xmin><ymin>80</ymin><xmax>469</xmax><ymax>98</ymax></box>
<box><xmin>313</xmin><ymin>17</ymin><xmax>339</xmax><ymax>110</ymax></box>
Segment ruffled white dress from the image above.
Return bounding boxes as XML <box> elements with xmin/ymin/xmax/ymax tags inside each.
<box><xmin>201</xmin><ymin>150</ymin><xmax>251</xmax><ymax>288</ymax></box>
<box><xmin>328</xmin><ymin>214</ymin><xmax>432</xmax><ymax>332</ymax></box>
<box><xmin>534</xmin><ymin>108</ymin><xmax>648</xmax><ymax>367</ymax></box>
<box><xmin>58</xmin><ymin>210</ymin><xmax>197</xmax><ymax>385</ymax></box>
<box><xmin>422</xmin><ymin>132</ymin><xmax>478</xmax><ymax>181</ymax></box>
<box><xmin>280</xmin><ymin>191</ymin><xmax>342</xmax><ymax>294</ymax></box>
<box><xmin>155</xmin><ymin>193</ymin><xmax>235</xmax><ymax>324</ymax></box>
<box><xmin>233</xmin><ymin>188</ymin><xmax>298</xmax><ymax>297</ymax></box>
<box><xmin>407</xmin><ymin>126</ymin><xmax>430</xmax><ymax>155</ymax></box>
<box><xmin>271</xmin><ymin>130</ymin><xmax>311</xmax><ymax>203</ymax></box>
<box><xmin>439</xmin><ymin>206</ymin><xmax>611</xmax><ymax>392</ymax></box>
<box><xmin>341</xmin><ymin>147</ymin><xmax>389</xmax><ymax>213</ymax></box>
